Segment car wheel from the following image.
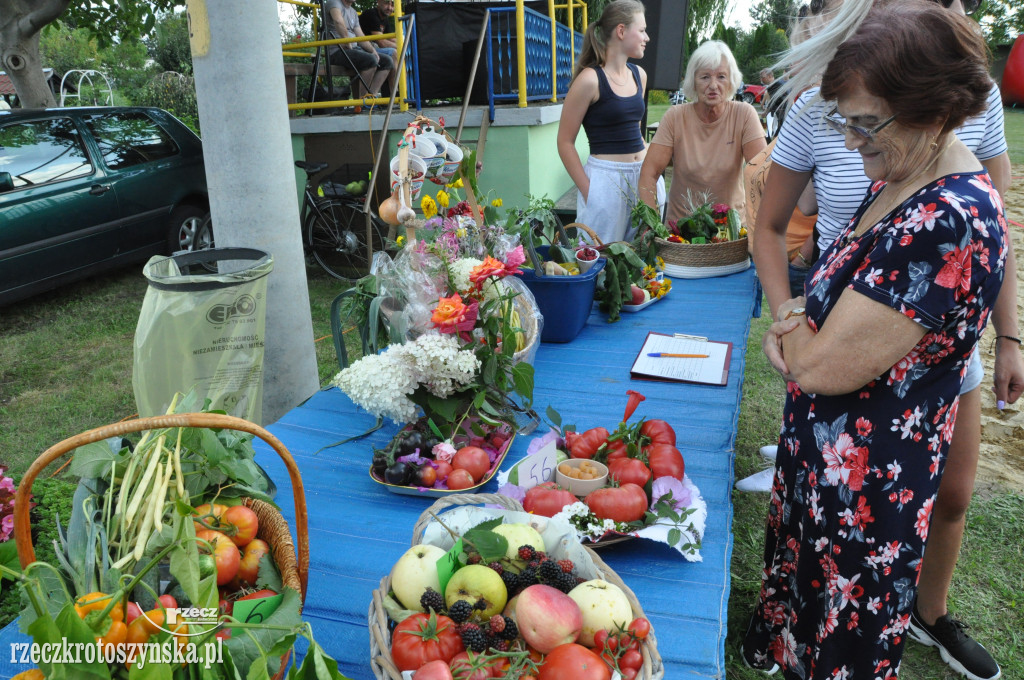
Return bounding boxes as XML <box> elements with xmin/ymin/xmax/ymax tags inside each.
<box><xmin>741</xmin><ymin>92</ymin><xmax>755</xmax><ymax>104</ymax></box>
<box><xmin>168</xmin><ymin>205</ymin><xmax>211</xmax><ymax>254</ymax></box>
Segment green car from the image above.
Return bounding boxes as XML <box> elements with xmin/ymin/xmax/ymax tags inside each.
<box><xmin>0</xmin><ymin>106</ymin><xmax>211</xmax><ymax>305</ymax></box>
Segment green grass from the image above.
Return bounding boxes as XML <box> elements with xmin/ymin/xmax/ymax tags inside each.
<box><xmin>1003</xmin><ymin>106</ymin><xmax>1024</xmax><ymax>162</ymax></box>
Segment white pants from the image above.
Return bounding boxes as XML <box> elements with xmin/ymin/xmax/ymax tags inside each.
<box><xmin>576</xmin><ymin>157</ymin><xmax>666</xmax><ymax>244</ymax></box>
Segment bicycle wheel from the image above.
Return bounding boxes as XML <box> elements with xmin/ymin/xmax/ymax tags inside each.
<box><xmin>306</xmin><ymin>198</ymin><xmax>390</xmax><ymax>282</ymax></box>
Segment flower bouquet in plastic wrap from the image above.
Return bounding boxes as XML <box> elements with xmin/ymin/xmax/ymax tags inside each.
<box><xmin>332</xmin><ymin>214</ymin><xmax>542</xmax><ymax>496</ymax></box>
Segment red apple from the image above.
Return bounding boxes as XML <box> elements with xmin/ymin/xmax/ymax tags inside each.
<box><xmin>629</xmin><ymin>285</ymin><xmax>645</xmax><ymax>306</ymax></box>
<box><xmin>513</xmin><ymin>584</ymin><xmax>582</xmax><ymax>653</ymax></box>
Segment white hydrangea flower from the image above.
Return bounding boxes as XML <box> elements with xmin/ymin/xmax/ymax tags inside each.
<box><xmin>449</xmin><ymin>257</ymin><xmax>482</xmax><ymax>294</ymax></box>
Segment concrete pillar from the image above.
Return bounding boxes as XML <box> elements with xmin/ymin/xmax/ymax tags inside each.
<box><xmin>186</xmin><ymin>0</ymin><xmax>320</xmax><ymax>424</ymax></box>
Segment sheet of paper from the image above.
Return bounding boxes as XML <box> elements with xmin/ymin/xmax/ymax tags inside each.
<box><xmin>630</xmin><ymin>334</ymin><xmax>729</xmax><ymax>384</ymax></box>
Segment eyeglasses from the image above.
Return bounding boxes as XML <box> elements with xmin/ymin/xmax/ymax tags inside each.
<box><xmin>824</xmin><ymin>106</ymin><xmax>897</xmax><ymax>141</ymax></box>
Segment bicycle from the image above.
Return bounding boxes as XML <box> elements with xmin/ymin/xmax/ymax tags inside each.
<box><xmin>295</xmin><ymin>160</ymin><xmax>393</xmax><ymax>282</ymax></box>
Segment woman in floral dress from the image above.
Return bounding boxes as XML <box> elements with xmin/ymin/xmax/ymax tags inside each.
<box><xmin>742</xmin><ymin>3</ymin><xmax>1009</xmax><ymax>678</ymax></box>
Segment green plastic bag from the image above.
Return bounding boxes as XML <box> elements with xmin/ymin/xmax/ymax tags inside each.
<box><xmin>133</xmin><ymin>248</ymin><xmax>274</xmax><ymax>424</ymax></box>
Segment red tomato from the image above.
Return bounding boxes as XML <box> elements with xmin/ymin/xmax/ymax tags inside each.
<box><xmin>640</xmin><ymin>419</ymin><xmax>676</xmax><ymax>446</ymax></box>
<box><xmin>620</xmin><ymin>649</ymin><xmax>643</xmax><ymax>671</ymax></box>
<box><xmin>620</xmin><ymin>668</ymin><xmax>639</xmax><ymax>680</ymax></box>
<box><xmin>412</xmin><ymin>659</ymin><xmax>454</xmax><ymax>680</ymax></box>
<box><xmin>238</xmin><ymin>589</ymin><xmax>277</xmax><ymax>601</ymax></box>
<box><xmin>157</xmin><ymin>594</ymin><xmax>177</xmax><ymax>611</ymax></box>
<box><xmin>391</xmin><ymin>613</ymin><xmax>464</xmax><ymax>672</ymax></box>
<box><xmin>448</xmin><ymin>651</ymin><xmax>496</xmax><ymax>680</ymax></box>
<box><xmin>192</xmin><ymin>503</ymin><xmax>228</xmax><ymax>532</ymax></box>
<box><xmin>645</xmin><ymin>444</ymin><xmax>685</xmax><ymax>480</ymax></box>
<box><xmin>593</xmin><ymin>629</ymin><xmax>609</xmax><ymax>650</ymax></box>
<box><xmin>125</xmin><ymin>601</ymin><xmax>143</xmax><ymax>625</ymax></box>
<box><xmin>434</xmin><ymin>461</ymin><xmax>453</xmax><ymax>482</ymax></box>
<box><xmin>417</xmin><ymin>465</ymin><xmax>438</xmax><ymax>488</ymax></box>
<box><xmin>537</xmin><ymin>643</ymin><xmax>610</xmax><ymax>680</ymax></box>
<box><xmin>523</xmin><ymin>482</ymin><xmax>577</xmax><ymax>517</ymax></box>
<box><xmin>222</xmin><ymin>505</ymin><xmax>259</xmax><ymax>547</ymax></box>
<box><xmin>585</xmin><ymin>484</ymin><xmax>648</xmax><ymax>523</ymax></box>
<box><xmin>196</xmin><ymin>529</ymin><xmax>241</xmax><ymax>585</ymax></box>
<box><xmin>565</xmin><ymin>427</ymin><xmax>609</xmax><ymax>459</ymax></box>
<box><xmin>445</xmin><ymin>469</ymin><xmax>476</xmax><ymax>490</ymax></box>
<box><xmin>608</xmin><ymin>458</ymin><xmax>652</xmax><ymax>488</ymax></box>
<box><xmin>452</xmin><ymin>446</ymin><xmax>490</xmax><ymax>482</ymax></box>
<box><xmin>604</xmin><ymin>439</ymin><xmax>628</xmax><ymax>463</ymax></box>
<box><xmin>235</xmin><ymin>538</ymin><xmax>270</xmax><ymax>588</ymax></box>
<box><xmin>627</xmin><ymin>617</ymin><xmax>651</xmax><ymax>640</ymax></box>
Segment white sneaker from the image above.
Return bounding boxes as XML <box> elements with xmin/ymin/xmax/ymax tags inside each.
<box><xmin>735</xmin><ymin>468</ymin><xmax>774</xmax><ymax>492</ymax></box>
<box><xmin>760</xmin><ymin>445</ymin><xmax>778</xmax><ymax>461</ymax></box>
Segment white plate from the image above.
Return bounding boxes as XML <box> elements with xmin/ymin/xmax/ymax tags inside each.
<box><xmin>663</xmin><ymin>258</ymin><xmax>751</xmax><ymax>279</ymax></box>
<box><xmin>621</xmin><ymin>294</ymin><xmax>665</xmax><ymax>312</ymax></box>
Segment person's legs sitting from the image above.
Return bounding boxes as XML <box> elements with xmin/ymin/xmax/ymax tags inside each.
<box><xmin>366</xmin><ymin>52</ymin><xmax>393</xmax><ymax>99</ymax></box>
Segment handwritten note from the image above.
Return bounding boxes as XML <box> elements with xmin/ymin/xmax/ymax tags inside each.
<box><xmin>436</xmin><ymin>538</ymin><xmax>464</xmax><ymax>593</ymax></box>
<box><xmin>630</xmin><ymin>333</ymin><xmax>730</xmax><ymax>385</ymax></box>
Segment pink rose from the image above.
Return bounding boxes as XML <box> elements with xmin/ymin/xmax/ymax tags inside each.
<box><xmin>432</xmin><ymin>441</ymin><xmax>457</xmax><ymax>463</ymax></box>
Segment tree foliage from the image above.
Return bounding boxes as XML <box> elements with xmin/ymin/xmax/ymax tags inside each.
<box><xmin>976</xmin><ymin>0</ymin><xmax>1024</xmax><ymax>49</ymax></box>
<box><xmin>148</xmin><ymin>10</ymin><xmax>193</xmax><ymax>76</ymax></box>
<box><xmin>687</xmin><ymin>0</ymin><xmax>728</xmax><ymax>55</ymax></box>
<box><xmin>750</xmin><ymin>0</ymin><xmax>800</xmax><ymax>33</ymax></box>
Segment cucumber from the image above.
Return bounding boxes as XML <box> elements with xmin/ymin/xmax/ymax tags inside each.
<box><xmin>726</xmin><ymin>209</ymin><xmax>742</xmax><ymax>241</ymax></box>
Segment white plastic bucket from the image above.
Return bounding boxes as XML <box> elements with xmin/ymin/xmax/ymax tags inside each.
<box><xmin>437</xmin><ymin>142</ymin><xmax>464</xmax><ymax>186</ymax></box>
<box><xmin>390</xmin><ymin>155</ymin><xmax>427</xmax><ymax>202</ymax></box>
<box><xmin>417</xmin><ymin>131</ymin><xmax>448</xmax><ymax>181</ymax></box>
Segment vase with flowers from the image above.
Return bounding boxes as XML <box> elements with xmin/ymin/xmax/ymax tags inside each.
<box><xmin>332</xmin><ymin>204</ymin><xmax>541</xmax><ymax>494</ymax></box>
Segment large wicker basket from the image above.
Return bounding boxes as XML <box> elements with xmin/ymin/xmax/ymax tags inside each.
<box><xmin>12</xmin><ymin>412</ymin><xmax>310</xmax><ymax>680</ymax></box>
<box><xmin>655</xmin><ymin>236</ymin><xmax>750</xmax><ymax>268</ymax></box>
<box><xmin>368</xmin><ymin>494</ymin><xmax>665</xmax><ymax>680</ymax></box>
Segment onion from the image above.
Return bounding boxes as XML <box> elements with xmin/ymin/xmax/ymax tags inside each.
<box><xmin>379</xmin><ymin>192</ymin><xmax>401</xmax><ymax>225</ymax></box>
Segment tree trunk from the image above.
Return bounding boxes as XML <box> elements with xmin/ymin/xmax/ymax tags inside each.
<box><xmin>0</xmin><ymin>0</ymin><xmax>73</xmax><ymax>107</ymax></box>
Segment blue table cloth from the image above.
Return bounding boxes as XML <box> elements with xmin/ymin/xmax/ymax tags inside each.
<box><xmin>0</xmin><ymin>268</ymin><xmax>758</xmax><ymax>679</ymax></box>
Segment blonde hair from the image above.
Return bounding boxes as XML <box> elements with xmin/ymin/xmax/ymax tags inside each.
<box><xmin>681</xmin><ymin>40</ymin><xmax>743</xmax><ymax>101</ymax></box>
<box><xmin>573</xmin><ymin>0</ymin><xmax>646</xmax><ymax>80</ymax></box>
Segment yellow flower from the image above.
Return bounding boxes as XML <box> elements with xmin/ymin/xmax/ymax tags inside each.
<box><xmin>456</xmin><ymin>228</ymin><xmax>467</xmax><ymax>238</ymax></box>
<box><xmin>396</xmin><ymin>235</ymin><xmax>406</xmax><ymax>246</ymax></box>
<box><xmin>739</xmin><ymin>227</ymin><xmax>748</xmax><ymax>237</ymax></box>
<box><xmin>491</xmin><ymin>198</ymin><xmax>503</xmax><ymax>207</ymax></box>
<box><xmin>447</xmin><ymin>177</ymin><xmax>464</xmax><ymax>189</ymax></box>
<box><xmin>421</xmin><ymin>195</ymin><xmax>437</xmax><ymax>219</ymax></box>
<box><xmin>642</xmin><ymin>265</ymin><xmax>656</xmax><ymax>280</ymax></box>
<box><xmin>436</xmin><ymin>190</ymin><xmax>450</xmax><ymax>208</ymax></box>
<box><xmin>655</xmin><ymin>256</ymin><xmax>665</xmax><ymax>271</ymax></box>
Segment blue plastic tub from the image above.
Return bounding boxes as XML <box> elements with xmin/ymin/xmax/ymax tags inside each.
<box><xmin>516</xmin><ymin>245</ymin><xmax>606</xmax><ymax>343</ymax></box>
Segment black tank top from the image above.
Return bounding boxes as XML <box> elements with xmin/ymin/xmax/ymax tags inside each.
<box><xmin>581</xmin><ymin>63</ymin><xmax>646</xmax><ymax>155</ymax></box>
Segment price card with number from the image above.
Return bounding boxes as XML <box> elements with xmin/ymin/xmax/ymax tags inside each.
<box><xmin>436</xmin><ymin>537</ymin><xmax>464</xmax><ymax>593</ymax></box>
<box><xmin>516</xmin><ymin>440</ymin><xmax>561</xmax><ymax>489</ymax></box>
<box><xmin>232</xmin><ymin>592</ymin><xmax>284</xmax><ymax>625</ymax></box>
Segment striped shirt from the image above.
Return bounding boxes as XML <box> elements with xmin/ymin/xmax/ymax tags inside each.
<box><xmin>772</xmin><ymin>83</ymin><xmax>1007</xmax><ymax>250</ymax></box>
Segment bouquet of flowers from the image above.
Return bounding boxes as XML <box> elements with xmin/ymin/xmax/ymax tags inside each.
<box><xmin>332</xmin><ymin>213</ymin><xmax>539</xmax><ymax>448</ymax></box>
<box><xmin>665</xmin><ymin>198</ymin><xmax>746</xmax><ymax>245</ymax></box>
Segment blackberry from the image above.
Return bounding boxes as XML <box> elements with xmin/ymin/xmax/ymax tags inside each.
<box><xmin>501</xmin><ymin>570</ymin><xmax>520</xmax><ymax>593</ymax></box>
<box><xmin>458</xmin><ymin>622</ymin><xmax>482</xmax><ymax>636</ymax></box>
<box><xmin>488</xmin><ymin>562</ymin><xmax>504</xmax><ymax>575</ymax></box>
<box><xmin>500</xmin><ymin>616</ymin><xmax>518</xmax><ymax>641</ymax></box>
<box><xmin>489</xmin><ymin>615</ymin><xmax>506</xmax><ymax>633</ymax></box>
<box><xmin>472</xmin><ymin>598</ymin><xmax>488</xmax><ymax>611</ymax></box>
<box><xmin>517</xmin><ymin>545</ymin><xmax>536</xmax><ymax>561</ymax></box>
<box><xmin>556</xmin><ymin>571</ymin><xmax>577</xmax><ymax>593</ymax></box>
<box><xmin>467</xmin><ymin>553</ymin><xmax>482</xmax><ymax>565</ymax></box>
<box><xmin>491</xmin><ymin>639</ymin><xmax>511</xmax><ymax>652</ymax></box>
<box><xmin>461</xmin><ymin>627</ymin><xmax>488</xmax><ymax>653</ymax></box>
<box><xmin>538</xmin><ymin>560</ymin><xmax>562</xmax><ymax>583</ymax></box>
<box><xmin>557</xmin><ymin>559</ymin><xmax>576</xmax><ymax>574</ymax></box>
<box><xmin>519</xmin><ymin>566</ymin><xmax>538</xmax><ymax>587</ymax></box>
<box><xmin>448</xmin><ymin>599</ymin><xmax>473</xmax><ymax>624</ymax></box>
<box><xmin>419</xmin><ymin>588</ymin><xmax>445</xmax><ymax>614</ymax></box>
<box><xmin>534</xmin><ymin>551</ymin><xmax>547</xmax><ymax>561</ymax></box>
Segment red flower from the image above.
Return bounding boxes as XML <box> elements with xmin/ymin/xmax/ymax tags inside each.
<box><xmin>431</xmin><ymin>293</ymin><xmax>478</xmax><ymax>334</ymax></box>
<box><xmin>469</xmin><ymin>256</ymin><xmax>508</xmax><ymax>288</ymax></box>
<box><xmin>934</xmin><ymin>243</ymin><xmax>972</xmax><ymax>299</ymax></box>
<box><xmin>622</xmin><ymin>390</ymin><xmax>646</xmax><ymax>422</ymax></box>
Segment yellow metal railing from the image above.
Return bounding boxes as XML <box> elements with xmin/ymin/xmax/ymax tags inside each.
<box><xmin>279</xmin><ymin>0</ymin><xmax>409</xmax><ymax>112</ymax></box>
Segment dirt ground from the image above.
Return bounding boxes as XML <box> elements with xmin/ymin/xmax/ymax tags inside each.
<box><xmin>975</xmin><ymin>164</ymin><xmax>1024</xmax><ymax>495</ymax></box>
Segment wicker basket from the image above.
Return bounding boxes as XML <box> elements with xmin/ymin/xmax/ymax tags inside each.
<box><xmin>368</xmin><ymin>494</ymin><xmax>665</xmax><ymax>680</ymax></box>
<box><xmin>655</xmin><ymin>236</ymin><xmax>749</xmax><ymax>267</ymax></box>
<box><xmin>12</xmin><ymin>412</ymin><xmax>310</xmax><ymax>680</ymax></box>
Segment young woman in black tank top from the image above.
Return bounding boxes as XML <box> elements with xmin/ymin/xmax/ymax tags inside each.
<box><xmin>556</xmin><ymin>0</ymin><xmax>665</xmax><ymax>243</ymax></box>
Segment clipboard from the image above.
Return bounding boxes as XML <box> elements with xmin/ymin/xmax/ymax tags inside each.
<box><xmin>629</xmin><ymin>331</ymin><xmax>732</xmax><ymax>386</ymax></box>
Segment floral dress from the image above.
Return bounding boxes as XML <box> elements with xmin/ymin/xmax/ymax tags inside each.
<box><xmin>744</xmin><ymin>172</ymin><xmax>1008</xmax><ymax>679</ymax></box>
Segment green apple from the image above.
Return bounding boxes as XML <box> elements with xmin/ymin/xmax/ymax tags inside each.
<box><xmin>567</xmin><ymin>579</ymin><xmax>634</xmax><ymax>646</ymax></box>
<box><xmin>444</xmin><ymin>564</ymin><xmax>507</xmax><ymax>618</ymax></box>
<box><xmin>492</xmin><ymin>523</ymin><xmax>546</xmax><ymax>561</ymax></box>
<box><xmin>389</xmin><ymin>544</ymin><xmax>446</xmax><ymax>611</ymax></box>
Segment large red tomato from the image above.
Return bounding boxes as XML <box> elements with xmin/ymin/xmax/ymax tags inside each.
<box><xmin>640</xmin><ymin>419</ymin><xmax>676</xmax><ymax>446</ymax></box>
<box><xmin>446</xmin><ymin>469</ymin><xmax>476</xmax><ymax>490</ymax></box>
<box><xmin>196</xmin><ymin>529</ymin><xmax>240</xmax><ymax>585</ymax></box>
<box><xmin>452</xmin><ymin>446</ymin><xmax>490</xmax><ymax>482</ymax></box>
<box><xmin>585</xmin><ymin>484</ymin><xmax>648</xmax><ymax>523</ymax></box>
<box><xmin>523</xmin><ymin>482</ymin><xmax>577</xmax><ymax>517</ymax></box>
<box><xmin>607</xmin><ymin>458</ymin><xmax>652</xmax><ymax>488</ymax></box>
<box><xmin>537</xmin><ymin>643</ymin><xmax>611</xmax><ymax>680</ymax></box>
<box><xmin>192</xmin><ymin>503</ymin><xmax>228</xmax><ymax>532</ymax></box>
<box><xmin>391</xmin><ymin>613</ymin><xmax>464</xmax><ymax>672</ymax></box>
<box><xmin>234</xmin><ymin>538</ymin><xmax>270</xmax><ymax>588</ymax></box>
<box><xmin>603</xmin><ymin>439</ymin><xmax>628</xmax><ymax>463</ymax></box>
<box><xmin>222</xmin><ymin>505</ymin><xmax>259</xmax><ymax>547</ymax></box>
<box><xmin>447</xmin><ymin>651</ymin><xmax>499</xmax><ymax>679</ymax></box>
<box><xmin>412</xmin><ymin>659</ymin><xmax>454</xmax><ymax>680</ymax></box>
<box><xmin>565</xmin><ymin>427</ymin><xmax>609</xmax><ymax>459</ymax></box>
<box><xmin>645</xmin><ymin>444</ymin><xmax>685</xmax><ymax>480</ymax></box>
